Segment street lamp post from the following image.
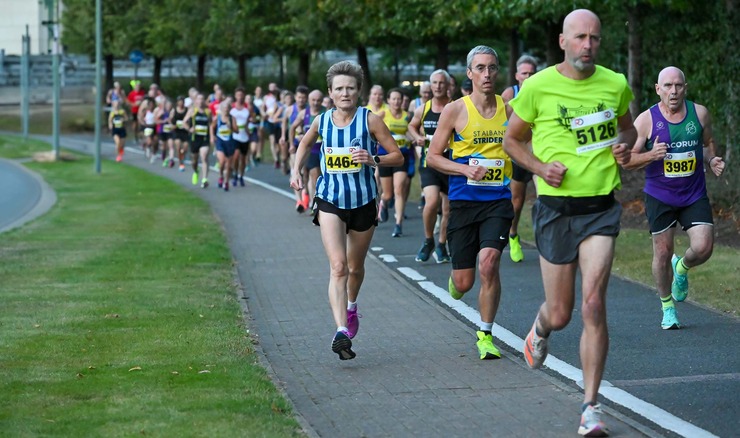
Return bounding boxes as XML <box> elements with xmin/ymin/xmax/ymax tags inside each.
<box><xmin>94</xmin><ymin>0</ymin><xmax>102</xmax><ymax>173</ymax></box>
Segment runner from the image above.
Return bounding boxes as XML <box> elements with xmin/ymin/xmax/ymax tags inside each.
<box><xmin>290</xmin><ymin>89</ymin><xmax>325</xmax><ymax>214</ymax></box>
<box><xmin>504</xmin><ymin>9</ymin><xmax>636</xmax><ymax>436</ymax></box>
<box><xmin>379</xmin><ymin>88</ymin><xmax>410</xmax><ymax>237</ymax></box>
<box><xmin>173</xmin><ymin>96</ymin><xmax>189</xmax><ymax>172</ymax></box>
<box><xmin>246</xmin><ymin>94</ymin><xmax>261</xmax><ymax>168</ymax></box>
<box><xmin>427</xmin><ymin>46</ymin><xmax>513</xmax><ymax>362</ymax></box>
<box><xmin>253</xmin><ymin>86</ymin><xmax>265</xmax><ymax>163</ymax></box>
<box><xmin>261</xmin><ymin>85</ymin><xmax>280</xmax><ymax>168</ymax></box>
<box><xmin>289</xmin><ymin>61</ymin><xmax>403</xmax><ymax>360</ymax></box>
<box><xmin>322</xmin><ymin>96</ymin><xmax>334</xmax><ymax>110</ymax></box>
<box><xmin>447</xmin><ymin>75</ymin><xmax>458</xmax><ymax>100</ymax></box>
<box><xmin>408</xmin><ymin>69</ymin><xmax>452</xmax><ymax>263</ymax></box>
<box><xmin>230</xmin><ymin>87</ymin><xmax>251</xmax><ymax>187</ymax></box>
<box><xmin>106</xmin><ymin>81</ymin><xmax>125</xmax><ymax>106</ymax></box>
<box><xmin>182</xmin><ymin>93</ymin><xmax>212</xmax><ymax>188</ymax></box>
<box><xmin>108</xmin><ymin>99</ymin><xmax>127</xmax><ymax>162</ymax></box>
<box><xmin>460</xmin><ymin>78</ymin><xmax>473</xmax><ymax>96</ymax></box>
<box><xmin>501</xmin><ymin>54</ymin><xmax>538</xmax><ymax>262</ymax></box>
<box><xmin>138</xmin><ymin>98</ymin><xmax>157</xmax><ymax>162</ymax></box>
<box><xmin>408</xmin><ymin>81</ymin><xmax>432</xmax><ymax>115</ymax></box>
<box><xmin>127</xmin><ymin>80</ymin><xmax>146</xmax><ymax>142</ymax></box>
<box><xmin>270</xmin><ymin>91</ymin><xmax>293</xmax><ymax>174</ymax></box>
<box><xmin>208</xmin><ymin>87</ymin><xmax>223</xmax><ymax>119</ymax></box>
<box><xmin>155</xmin><ymin>97</ymin><xmax>176</xmax><ymax>168</ymax></box>
<box><xmin>624</xmin><ymin>66</ymin><xmax>725</xmax><ymax>330</ymax></box>
<box><xmin>365</xmin><ymin>85</ymin><xmax>388</xmax><ymax>117</ymax></box>
<box><xmin>211</xmin><ymin>100</ymin><xmax>238</xmax><ymax>191</ymax></box>
<box><xmin>282</xmin><ymin>86</ymin><xmax>310</xmax><ymax>209</ymax></box>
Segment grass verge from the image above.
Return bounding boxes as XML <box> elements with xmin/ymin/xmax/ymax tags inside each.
<box><xmin>516</xmin><ymin>201</ymin><xmax>739</xmax><ymax>315</ymax></box>
<box><xmin>0</xmin><ymin>136</ymin><xmax>302</xmax><ymax>437</ymax></box>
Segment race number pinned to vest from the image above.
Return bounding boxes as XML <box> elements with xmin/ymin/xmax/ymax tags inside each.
<box><xmin>325</xmin><ymin>146</ymin><xmax>361</xmax><ymax>174</ymax></box>
<box><xmin>664</xmin><ymin>151</ymin><xmax>696</xmax><ymax>178</ymax></box>
<box><xmin>468</xmin><ymin>158</ymin><xmax>505</xmax><ymax>186</ymax></box>
<box><xmin>392</xmin><ymin>134</ymin><xmax>408</xmax><ymax>148</ymax></box>
<box><xmin>571</xmin><ymin>109</ymin><xmax>618</xmax><ymax>154</ymax></box>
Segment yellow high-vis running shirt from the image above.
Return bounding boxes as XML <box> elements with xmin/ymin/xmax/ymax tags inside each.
<box><xmin>509</xmin><ymin>65</ymin><xmax>633</xmax><ymax>197</ymax></box>
<box><xmin>383</xmin><ymin>109</ymin><xmax>409</xmax><ymax>150</ymax></box>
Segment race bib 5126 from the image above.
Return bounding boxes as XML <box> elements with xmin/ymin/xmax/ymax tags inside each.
<box><xmin>571</xmin><ymin>109</ymin><xmax>618</xmax><ymax>154</ymax></box>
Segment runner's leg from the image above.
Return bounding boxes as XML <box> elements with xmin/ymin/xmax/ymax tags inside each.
<box><xmin>577</xmin><ymin>234</ymin><xmax>615</xmax><ymax>405</ymax></box>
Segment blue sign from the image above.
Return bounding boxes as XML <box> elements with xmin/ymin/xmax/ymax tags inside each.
<box><xmin>129</xmin><ymin>50</ymin><xmax>144</xmax><ymax>64</ymax></box>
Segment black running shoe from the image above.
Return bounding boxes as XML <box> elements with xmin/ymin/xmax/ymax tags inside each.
<box><xmin>331</xmin><ymin>330</ymin><xmax>356</xmax><ymax>360</ymax></box>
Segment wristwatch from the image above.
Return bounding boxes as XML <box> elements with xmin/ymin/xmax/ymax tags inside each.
<box><xmin>373</xmin><ymin>155</ymin><xmax>381</xmax><ymax>166</ymax></box>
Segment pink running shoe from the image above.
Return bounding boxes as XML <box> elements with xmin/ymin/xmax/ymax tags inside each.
<box><xmin>347</xmin><ymin>307</ymin><xmax>361</xmax><ymax>339</ymax></box>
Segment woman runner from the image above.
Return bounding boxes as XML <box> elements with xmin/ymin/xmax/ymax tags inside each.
<box><xmin>290</xmin><ymin>61</ymin><xmax>403</xmax><ymax>360</ymax></box>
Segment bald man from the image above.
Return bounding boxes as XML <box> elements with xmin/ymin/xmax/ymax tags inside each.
<box><xmin>504</xmin><ymin>9</ymin><xmax>636</xmax><ymax>436</ymax></box>
<box><xmin>625</xmin><ymin>66</ymin><xmax>725</xmax><ymax>331</ymax></box>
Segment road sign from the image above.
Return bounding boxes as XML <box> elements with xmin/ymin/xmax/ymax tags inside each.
<box><xmin>129</xmin><ymin>50</ymin><xmax>144</xmax><ymax>64</ymax></box>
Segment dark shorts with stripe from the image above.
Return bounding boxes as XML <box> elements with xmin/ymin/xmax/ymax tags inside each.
<box><xmin>645</xmin><ymin>193</ymin><xmax>713</xmax><ymax>234</ymax></box>
<box><xmin>313</xmin><ymin>198</ymin><xmax>378</xmax><ymax>233</ymax></box>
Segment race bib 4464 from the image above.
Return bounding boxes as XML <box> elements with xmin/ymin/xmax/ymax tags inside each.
<box><xmin>325</xmin><ymin>146</ymin><xmax>361</xmax><ymax>174</ymax></box>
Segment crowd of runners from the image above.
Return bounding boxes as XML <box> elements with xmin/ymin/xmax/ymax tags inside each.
<box><xmin>106</xmin><ymin>8</ymin><xmax>726</xmax><ymax>437</ymax></box>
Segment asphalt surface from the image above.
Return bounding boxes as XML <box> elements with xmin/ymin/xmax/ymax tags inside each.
<box><xmin>247</xmin><ymin>156</ymin><xmax>739</xmax><ymax>438</ymax></box>
<box><xmin>0</xmin><ymin>158</ymin><xmax>53</xmax><ymax>234</ymax></box>
<box><xmin>39</xmin><ymin>133</ymin><xmax>738</xmax><ymax>437</ymax></box>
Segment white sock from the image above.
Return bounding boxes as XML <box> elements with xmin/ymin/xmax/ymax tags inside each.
<box><xmin>480</xmin><ymin>322</ymin><xmax>493</xmax><ymax>332</ymax></box>
<box><xmin>337</xmin><ymin>326</ymin><xmax>348</xmax><ymax>333</ymax></box>
<box><xmin>347</xmin><ymin>301</ymin><xmax>357</xmax><ymax>311</ymax></box>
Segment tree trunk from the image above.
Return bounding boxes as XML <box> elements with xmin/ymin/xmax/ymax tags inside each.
<box><xmin>153</xmin><ymin>56</ymin><xmax>162</xmax><ymax>86</ymax></box>
<box><xmin>357</xmin><ymin>45</ymin><xmax>372</xmax><ymax>101</ymax></box>
<box><xmin>724</xmin><ymin>0</ymin><xmax>736</xmax><ymax>162</ymax></box>
<box><xmin>104</xmin><ymin>54</ymin><xmax>114</xmax><ymax>96</ymax></box>
<box><xmin>278</xmin><ymin>52</ymin><xmax>285</xmax><ymax>89</ymax></box>
<box><xmin>508</xmin><ymin>28</ymin><xmax>520</xmax><ymax>86</ymax></box>
<box><xmin>627</xmin><ymin>6</ymin><xmax>643</xmax><ymax>120</ymax></box>
<box><xmin>297</xmin><ymin>52</ymin><xmax>310</xmax><ymax>86</ymax></box>
<box><xmin>393</xmin><ymin>46</ymin><xmax>400</xmax><ymax>86</ymax></box>
<box><xmin>196</xmin><ymin>55</ymin><xmax>206</xmax><ymax>91</ymax></box>
<box><xmin>237</xmin><ymin>53</ymin><xmax>248</xmax><ymax>87</ymax></box>
<box><xmin>435</xmin><ymin>37</ymin><xmax>449</xmax><ymax>70</ymax></box>
<box><xmin>545</xmin><ymin>20</ymin><xmax>561</xmax><ymax>66</ymax></box>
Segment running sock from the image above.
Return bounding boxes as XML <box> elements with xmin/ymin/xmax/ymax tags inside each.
<box><xmin>677</xmin><ymin>258</ymin><xmax>689</xmax><ymax>275</ymax></box>
<box><xmin>510</xmin><ymin>233</ymin><xmax>518</xmax><ymax>238</ymax></box>
<box><xmin>337</xmin><ymin>326</ymin><xmax>348</xmax><ymax>333</ymax></box>
<box><xmin>661</xmin><ymin>295</ymin><xmax>675</xmax><ymax>310</ymax></box>
<box><xmin>534</xmin><ymin>320</ymin><xmax>549</xmax><ymax>338</ymax></box>
<box><xmin>347</xmin><ymin>301</ymin><xmax>357</xmax><ymax>311</ymax></box>
<box><xmin>581</xmin><ymin>401</ymin><xmax>597</xmax><ymax>413</ymax></box>
<box><xmin>479</xmin><ymin>322</ymin><xmax>493</xmax><ymax>333</ymax></box>
<box><xmin>425</xmin><ymin>237</ymin><xmax>434</xmax><ymax>245</ymax></box>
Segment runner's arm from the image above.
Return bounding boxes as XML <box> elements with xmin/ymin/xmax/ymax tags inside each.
<box><xmin>288</xmin><ymin>109</ymin><xmax>305</xmax><ymax>151</ymax></box>
<box><xmin>289</xmin><ymin>117</ymin><xmax>320</xmax><ymax>191</ymax></box>
<box><xmin>210</xmin><ymin>117</ymin><xmax>216</xmax><ymax>144</ymax></box>
<box><xmin>426</xmin><ymin>102</ymin><xmax>482</xmax><ymax>180</ymax></box>
<box><xmin>697</xmin><ymin>104</ymin><xmax>725</xmax><ymax>176</ymax></box>
<box><xmin>501</xmin><ymin>86</ymin><xmax>514</xmax><ymax>104</ymax></box>
<box><xmin>407</xmin><ymin>105</ymin><xmax>425</xmax><ymax>147</ymax></box>
<box><xmin>367</xmin><ymin>113</ymin><xmax>403</xmax><ymax>167</ymax></box>
<box><xmin>624</xmin><ymin>111</ymin><xmax>665</xmax><ymax>170</ymax></box>
<box><xmin>182</xmin><ymin>109</ymin><xmax>193</xmax><ymax>131</ymax></box>
<box><xmin>613</xmin><ymin>113</ymin><xmax>636</xmax><ymax>166</ymax></box>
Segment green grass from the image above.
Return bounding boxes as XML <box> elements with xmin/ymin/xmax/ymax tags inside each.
<box><xmin>517</xmin><ymin>201</ymin><xmax>739</xmax><ymax>315</ymax></box>
<box><xmin>0</xmin><ymin>104</ymin><xmax>95</xmax><ymax>135</ymax></box>
<box><xmin>0</xmin><ymin>137</ymin><xmax>302</xmax><ymax>437</ymax></box>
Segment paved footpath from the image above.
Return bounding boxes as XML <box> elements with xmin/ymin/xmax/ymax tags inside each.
<box><xmin>42</xmin><ymin>136</ymin><xmax>653</xmax><ymax>438</ymax></box>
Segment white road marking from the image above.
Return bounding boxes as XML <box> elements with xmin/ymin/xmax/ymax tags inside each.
<box><xmin>397</xmin><ymin>267</ymin><xmax>426</xmax><ymax>281</ymax></box>
<box><xmin>416</xmin><ymin>280</ymin><xmax>717</xmax><ymax>438</ymax></box>
<box><xmin>117</xmin><ymin>140</ymin><xmax>717</xmax><ymax>438</ymax></box>
<box><xmin>371</xmin><ymin>247</ymin><xmax>383</xmax><ymax>252</ymax></box>
<box><xmin>378</xmin><ymin>254</ymin><xmax>397</xmax><ymax>263</ymax></box>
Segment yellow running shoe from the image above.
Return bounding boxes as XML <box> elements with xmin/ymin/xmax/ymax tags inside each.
<box><xmin>509</xmin><ymin>234</ymin><xmax>524</xmax><ymax>262</ymax></box>
<box><xmin>191</xmin><ymin>171</ymin><xmax>198</xmax><ymax>185</ymax></box>
<box><xmin>476</xmin><ymin>331</ymin><xmax>501</xmax><ymax>360</ymax></box>
<box><xmin>448</xmin><ymin>276</ymin><xmax>463</xmax><ymax>300</ymax></box>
